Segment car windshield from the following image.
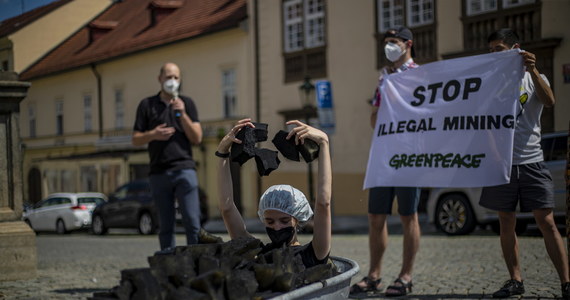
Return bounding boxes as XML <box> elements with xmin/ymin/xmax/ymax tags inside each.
<box><xmin>78</xmin><ymin>197</ymin><xmax>105</xmax><ymax>205</ymax></box>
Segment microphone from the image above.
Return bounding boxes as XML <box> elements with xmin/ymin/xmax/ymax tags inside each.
<box><xmin>173</xmin><ymin>90</ymin><xmax>182</xmax><ymax>117</ymax></box>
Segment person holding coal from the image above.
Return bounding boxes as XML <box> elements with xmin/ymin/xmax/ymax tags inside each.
<box><xmin>215</xmin><ymin>118</ymin><xmax>332</xmax><ymax>268</ymax></box>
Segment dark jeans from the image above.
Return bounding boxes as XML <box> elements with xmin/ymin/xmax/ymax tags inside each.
<box><xmin>149</xmin><ymin>169</ymin><xmax>201</xmax><ymax>249</ymax></box>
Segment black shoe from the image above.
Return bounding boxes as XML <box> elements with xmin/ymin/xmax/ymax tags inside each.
<box><xmin>562</xmin><ymin>282</ymin><xmax>570</xmax><ymax>300</ymax></box>
<box><xmin>492</xmin><ymin>279</ymin><xmax>525</xmax><ymax>298</ymax></box>
<box><xmin>198</xmin><ymin>228</ymin><xmax>223</xmax><ymax>244</ymax></box>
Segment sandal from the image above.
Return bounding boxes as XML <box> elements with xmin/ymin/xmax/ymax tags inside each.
<box><xmin>385</xmin><ymin>278</ymin><xmax>413</xmax><ymax>297</ymax></box>
<box><xmin>349</xmin><ymin>276</ymin><xmax>383</xmax><ymax>298</ymax></box>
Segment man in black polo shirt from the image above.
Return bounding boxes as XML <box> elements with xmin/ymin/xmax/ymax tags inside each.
<box><xmin>132</xmin><ymin>62</ymin><xmax>202</xmax><ymax>250</ymax></box>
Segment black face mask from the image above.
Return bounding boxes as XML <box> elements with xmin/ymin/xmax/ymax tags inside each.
<box><xmin>265</xmin><ymin>226</ymin><xmax>295</xmax><ymax>247</ymax></box>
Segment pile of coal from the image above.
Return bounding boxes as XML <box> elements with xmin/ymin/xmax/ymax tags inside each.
<box><xmin>90</xmin><ymin>237</ymin><xmax>337</xmax><ymax>300</ymax></box>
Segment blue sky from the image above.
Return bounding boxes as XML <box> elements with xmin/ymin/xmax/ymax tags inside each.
<box><xmin>0</xmin><ymin>0</ymin><xmax>58</xmax><ymax>22</ymax></box>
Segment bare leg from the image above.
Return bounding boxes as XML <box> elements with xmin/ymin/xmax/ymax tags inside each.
<box><xmin>533</xmin><ymin>208</ymin><xmax>569</xmax><ymax>283</ymax></box>
<box><xmin>498</xmin><ymin>211</ymin><xmax>522</xmax><ymax>281</ymax></box>
<box><xmin>384</xmin><ymin>213</ymin><xmax>420</xmax><ymax>295</ymax></box>
<box><xmin>367</xmin><ymin>213</ymin><xmax>388</xmax><ymax>280</ymax></box>
<box><xmin>398</xmin><ymin>213</ymin><xmax>420</xmax><ymax>282</ymax></box>
<box><xmin>352</xmin><ymin>213</ymin><xmax>387</xmax><ymax>290</ymax></box>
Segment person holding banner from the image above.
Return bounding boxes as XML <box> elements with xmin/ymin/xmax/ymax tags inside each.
<box><xmin>479</xmin><ymin>29</ymin><xmax>569</xmax><ymax>299</ymax></box>
<box><xmin>350</xmin><ymin>26</ymin><xmax>421</xmax><ymax>298</ymax></box>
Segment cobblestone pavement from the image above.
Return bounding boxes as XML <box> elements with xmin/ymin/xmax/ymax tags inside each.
<box><xmin>0</xmin><ymin>223</ymin><xmax>565</xmax><ymax>299</ymax></box>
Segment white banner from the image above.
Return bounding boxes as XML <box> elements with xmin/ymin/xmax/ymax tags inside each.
<box><xmin>364</xmin><ymin>50</ymin><xmax>524</xmax><ymax>188</ymax></box>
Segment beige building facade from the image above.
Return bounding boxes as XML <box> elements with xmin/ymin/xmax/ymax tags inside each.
<box><xmin>16</xmin><ymin>0</ymin><xmax>570</xmax><ymax>220</ymax></box>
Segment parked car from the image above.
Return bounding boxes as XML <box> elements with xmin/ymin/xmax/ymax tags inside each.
<box><xmin>23</xmin><ymin>193</ymin><xmax>107</xmax><ymax>234</ymax></box>
<box><xmin>427</xmin><ymin>131</ymin><xmax>567</xmax><ymax>235</ymax></box>
<box><xmin>91</xmin><ymin>179</ymin><xmax>209</xmax><ymax>235</ymax></box>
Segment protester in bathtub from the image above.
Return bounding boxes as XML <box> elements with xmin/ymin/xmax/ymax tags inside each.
<box><xmin>215</xmin><ymin>118</ymin><xmax>331</xmax><ymax>267</ymax></box>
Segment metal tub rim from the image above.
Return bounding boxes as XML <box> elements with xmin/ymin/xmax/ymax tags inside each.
<box><xmin>270</xmin><ymin>256</ymin><xmax>360</xmax><ymax>300</ymax></box>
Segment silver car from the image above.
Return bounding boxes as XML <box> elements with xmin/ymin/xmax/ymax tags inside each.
<box><xmin>427</xmin><ymin>131</ymin><xmax>567</xmax><ymax>235</ymax></box>
<box><xmin>23</xmin><ymin>193</ymin><xmax>106</xmax><ymax>234</ymax></box>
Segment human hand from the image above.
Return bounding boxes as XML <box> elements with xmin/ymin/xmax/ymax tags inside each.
<box><xmin>153</xmin><ymin>123</ymin><xmax>175</xmax><ymax>141</ymax></box>
<box><xmin>170</xmin><ymin>97</ymin><xmax>185</xmax><ymax>116</ymax></box>
<box><xmin>217</xmin><ymin>118</ymin><xmax>255</xmax><ymax>154</ymax></box>
<box><xmin>286</xmin><ymin>120</ymin><xmax>329</xmax><ymax>145</ymax></box>
<box><xmin>519</xmin><ymin>50</ymin><xmax>536</xmax><ymax>70</ymax></box>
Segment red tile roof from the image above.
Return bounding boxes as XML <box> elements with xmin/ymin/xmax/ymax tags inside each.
<box><xmin>0</xmin><ymin>0</ymin><xmax>73</xmax><ymax>38</ymax></box>
<box><xmin>20</xmin><ymin>0</ymin><xmax>247</xmax><ymax>80</ymax></box>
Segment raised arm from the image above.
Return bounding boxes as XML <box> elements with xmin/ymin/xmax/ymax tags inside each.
<box><xmin>520</xmin><ymin>51</ymin><xmax>555</xmax><ymax>107</ymax></box>
<box><xmin>286</xmin><ymin>120</ymin><xmax>331</xmax><ymax>260</ymax></box>
<box><xmin>217</xmin><ymin>119</ymin><xmax>255</xmax><ymax>240</ymax></box>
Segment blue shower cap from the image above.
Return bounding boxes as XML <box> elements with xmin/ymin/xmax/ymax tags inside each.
<box><xmin>258</xmin><ymin>185</ymin><xmax>313</xmax><ymax>223</ymax></box>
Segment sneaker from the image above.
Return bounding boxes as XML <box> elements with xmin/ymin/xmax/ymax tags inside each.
<box><xmin>492</xmin><ymin>279</ymin><xmax>525</xmax><ymax>298</ymax></box>
<box><xmin>562</xmin><ymin>282</ymin><xmax>570</xmax><ymax>300</ymax></box>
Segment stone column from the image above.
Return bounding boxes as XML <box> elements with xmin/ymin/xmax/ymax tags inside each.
<box><xmin>0</xmin><ymin>71</ymin><xmax>37</xmax><ymax>281</ymax></box>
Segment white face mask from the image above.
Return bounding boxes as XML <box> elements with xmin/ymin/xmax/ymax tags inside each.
<box><xmin>162</xmin><ymin>78</ymin><xmax>180</xmax><ymax>96</ymax></box>
<box><xmin>384</xmin><ymin>42</ymin><xmax>406</xmax><ymax>62</ymax></box>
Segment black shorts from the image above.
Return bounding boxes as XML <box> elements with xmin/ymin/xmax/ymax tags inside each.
<box><xmin>479</xmin><ymin>162</ymin><xmax>554</xmax><ymax>212</ymax></box>
<box><xmin>368</xmin><ymin>187</ymin><xmax>420</xmax><ymax>216</ymax></box>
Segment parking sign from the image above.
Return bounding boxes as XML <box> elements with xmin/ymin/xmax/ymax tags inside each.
<box><xmin>315</xmin><ymin>80</ymin><xmax>335</xmax><ymax>134</ymax></box>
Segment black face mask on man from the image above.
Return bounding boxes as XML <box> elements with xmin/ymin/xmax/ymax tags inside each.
<box><xmin>265</xmin><ymin>226</ymin><xmax>295</xmax><ymax>247</ymax></box>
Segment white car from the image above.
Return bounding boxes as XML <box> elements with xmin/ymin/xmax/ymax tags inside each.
<box><xmin>23</xmin><ymin>193</ymin><xmax>107</xmax><ymax>234</ymax></box>
<box><xmin>427</xmin><ymin>131</ymin><xmax>567</xmax><ymax>235</ymax></box>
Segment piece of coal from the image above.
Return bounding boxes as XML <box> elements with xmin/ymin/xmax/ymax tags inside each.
<box><xmin>271</xmin><ymin>130</ymin><xmax>300</xmax><ymax>161</ymax></box>
<box><xmin>225</xmin><ymin>269</ymin><xmax>259</xmax><ymax>300</ymax></box>
<box><xmin>166</xmin><ymin>286</ymin><xmax>209</xmax><ymax>300</ymax></box>
<box><xmin>254</xmin><ymin>148</ymin><xmax>280</xmax><ymax>176</ymax></box>
<box><xmin>230</xmin><ymin>122</ymin><xmax>269</xmax><ymax>166</ymax></box>
<box><xmin>297</xmin><ymin>138</ymin><xmax>320</xmax><ymax>163</ymax></box>
<box><xmin>116</xmin><ymin>268</ymin><xmax>161</xmax><ymax>300</ymax></box>
<box><xmin>198</xmin><ymin>255</ymin><xmax>219</xmax><ymax>275</ymax></box>
<box><xmin>230</xmin><ymin>128</ymin><xmax>256</xmax><ymax>165</ymax></box>
<box><xmin>189</xmin><ymin>270</ymin><xmax>226</xmax><ymax>300</ymax></box>
<box><xmin>251</xmin><ymin>122</ymin><xmax>269</xmax><ymax>142</ymax></box>
<box><xmin>148</xmin><ymin>253</ymin><xmax>195</xmax><ymax>288</ymax></box>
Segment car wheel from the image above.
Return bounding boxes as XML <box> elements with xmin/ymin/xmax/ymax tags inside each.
<box><xmin>56</xmin><ymin>219</ymin><xmax>67</xmax><ymax>235</ymax></box>
<box><xmin>138</xmin><ymin>212</ymin><xmax>155</xmax><ymax>235</ymax></box>
<box><xmin>435</xmin><ymin>194</ymin><xmax>476</xmax><ymax>235</ymax></box>
<box><xmin>91</xmin><ymin>214</ymin><xmax>108</xmax><ymax>235</ymax></box>
<box><xmin>490</xmin><ymin>220</ymin><xmax>528</xmax><ymax>236</ymax></box>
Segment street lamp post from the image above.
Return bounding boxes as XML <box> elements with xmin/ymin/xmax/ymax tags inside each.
<box><xmin>299</xmin><ymin>76</ymin><xmax>316</xmax><ymax>205</ymax></box>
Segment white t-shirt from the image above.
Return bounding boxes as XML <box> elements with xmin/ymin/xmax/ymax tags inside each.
<box><xmin>512</xmin><ymin>71</ymin><xmax>549</xmax><ymax>165</ymax></box>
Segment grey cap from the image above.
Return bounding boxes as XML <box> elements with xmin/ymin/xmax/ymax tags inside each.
<box><xmin>258</xmin><ymin>185</ymin><xmax>313</xmax><ymax>223</ymax></box>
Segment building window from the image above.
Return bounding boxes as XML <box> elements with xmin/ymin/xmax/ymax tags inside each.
<box><xmin>502</xmin><ymin>0</ymin><xmax>534</xmax><ymax>9</ymax></box>
<box><xmin>466</xmin><ymin>0</ymin><xmax>497</xmax><ymax>16</ymax></box>
<box><xmin>462</xmin><ymin>0</ymin><xmax>541</xmax><ymax>51</ymax></box>
<box><xmin>28</xmin><ymin>104</ymin><xmax>36</xmax><ymax>137</ymax></box>
<box><xmin>282</xmin><ymin>0</ymin><xmax>327</xmax><ymax>82</ymax></box>
<box><xmin>55</xmin><ymin>100</ymin><xmax>63</xmax><ymax>136</ymax></box>
<box><xmin>1</xmin><ymin>60</ymin><xmax>8</xmax><ymax>71</ymax></box>
<box><xmin>222</xmin><ymin>69</ymin><xmax>237</xmax><ymax>118</ymax></box>
<box><xmin>115</xmin><ymin>89</ymin><xmax>124</xmax><ymax>129</ymax></box>
<box><xmin>407</xmin><ymin>0</ymin><xmax>434</xmax><ymax>27</ymax></box>
<box><xmin>376</xmin><ymin>0</ymin><xmax>437</xmax><ymax>67</ymax></box>
<box><xmin>84</xmin><ymin>94</ymin><xmax>92</xmax><ymax>132</ymax></box>
<box><xmin>378</xmin><ymin>0</ymin><xmax>404</xmax><ymax>32</ymax></box>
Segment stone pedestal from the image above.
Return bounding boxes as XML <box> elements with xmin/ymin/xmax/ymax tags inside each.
<box><xmin>0</xmin><ymin>71</ymin><xmax>37</xmax><ymax>281</ymax></box>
